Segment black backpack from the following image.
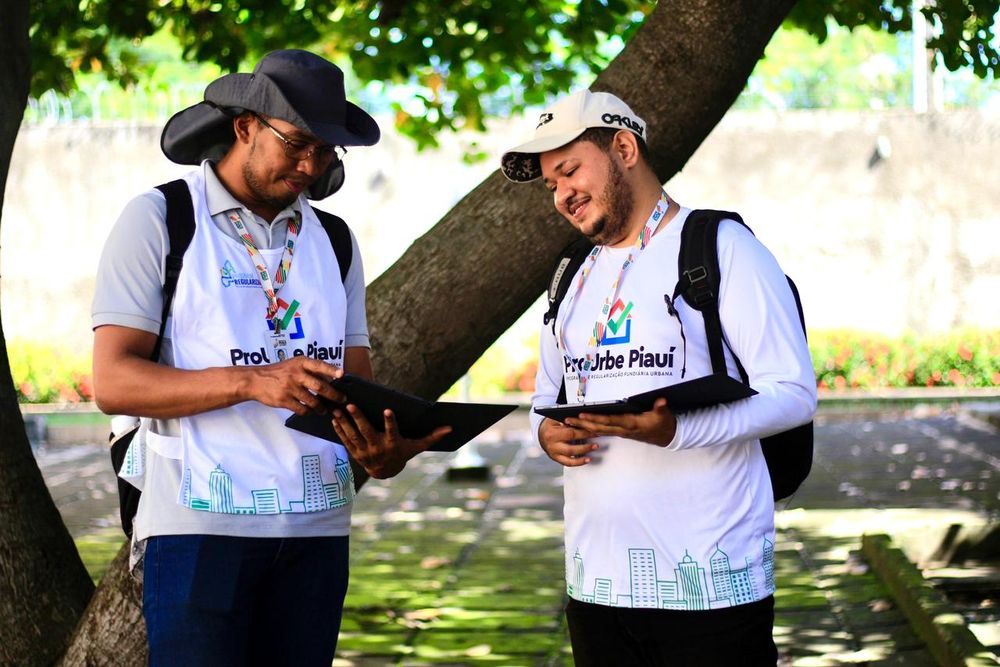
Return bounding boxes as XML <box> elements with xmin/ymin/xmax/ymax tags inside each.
<box><xmin>543</xmin><ymin>209</ymin><xmax>813</xmax><ymax>501</ymax></box>
<box><xmin>109</xmin><ymin>178</ymin><xmax>354</xmax><ymax>537</ymax></box>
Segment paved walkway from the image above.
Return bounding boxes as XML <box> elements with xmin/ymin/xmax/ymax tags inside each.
<box><xmin>35</xmin><ymin>404</ymin><xmax>1000</xmax><ymax>665</ymax></box>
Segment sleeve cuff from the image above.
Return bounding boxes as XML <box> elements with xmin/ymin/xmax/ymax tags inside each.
<box><xmin>664</xmin><ymin>414</ymin><xmax>685</xmax><ymax>450</ymax></box>
<box><xmin>344</xmin><ymin>334</ymin><xmax>370</xmax><ymax>349</ymax></box>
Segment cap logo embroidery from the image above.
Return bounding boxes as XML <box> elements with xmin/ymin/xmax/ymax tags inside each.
<box><xmin>601</xmin><ymin>112</ymin><xmax>644</xmax><ymax>137</ymax></box>
<box><xmin>536</xmin><ymin>113</ymin><xmax>554</xmax><ymax>129</ymax></box>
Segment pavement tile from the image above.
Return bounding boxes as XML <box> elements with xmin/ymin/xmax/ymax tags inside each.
<box><xmin>774</xmin><ymin>587</ymin><xmax>835</xmax><ymax>610</ymax></box>
<box><xmin>839</xmin><ymin>603</ymin><xmax>909</xmax><ymax>629</ymax></box>
<box><xmin>426</xmin><ymin>608</ymin><xmax>561</xmax><ymax>631</ymax></box>
<box><xmin>409</xmin><ymin>629</ymin><xmax>563</xmax><ymax>659</ymax></box>
<box><xmin>433</xmin><ymin>591</ymin><xmax>565</xmax><ymax>612</ymax></box>
<box><xmin>856</xmin><ymin>648</ymin><xmax>939</xmax><ymax>666</ymax></box>
<box><xmin>336</xmin><ymin>631</ymin><xmax>414</xmax><ymax>655</ymax></box>
<box><xmin>853</xmin><ymin>623</ymin><xmax>926</xmax><ymax>651</ymax></box>
<box><xmin>44</xmin><ymin>407</ymin><xmax>1000</xmax><ymax>663</ymax></box>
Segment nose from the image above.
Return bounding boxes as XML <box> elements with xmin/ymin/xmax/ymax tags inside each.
<box><xmin>555</xmin><ymin>181</ymin><xmax>575</xmax><ymax>210</ymax></box>
<box><xmin>294</xmin><ymin>152</ymin><xmax>325</xmax><ymax>178</ymax></box>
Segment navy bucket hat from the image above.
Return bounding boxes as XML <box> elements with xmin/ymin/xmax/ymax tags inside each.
<box><xmin>161</xmin><ymin>49</ymin><xmax>380</xmax><ymax>199</ymax></box>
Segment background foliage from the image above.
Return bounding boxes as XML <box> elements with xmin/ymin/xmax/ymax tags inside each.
<box><xmin>810</xmin><ymin>329</ymin><xmax>1000</xmax><ymax>390</ymax></box>
<box><xmin>28</xmin><ymin>0</ymin><xmax>654</xmax><ymax>147</ymax></box>
<box><xmin>11</xmin><ymin>342</ymin><xmax>94</xmax><ymax>404</ymax></box>
<box><xmin>25</xmin><ymin>1</ymin><xmax>1000</xmax><ymax>138</ymax></box>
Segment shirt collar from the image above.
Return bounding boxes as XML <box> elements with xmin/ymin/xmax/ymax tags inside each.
<box><xmin>201</xmin><ymin>160</ymin><xmax>302</xmax><ymax>223</ymax></box>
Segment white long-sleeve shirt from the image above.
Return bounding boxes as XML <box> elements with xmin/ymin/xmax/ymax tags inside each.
<box><xmin>531</xmin><ymin>207</ymin><xmax>816</xmax><ymax>610</ymax></box>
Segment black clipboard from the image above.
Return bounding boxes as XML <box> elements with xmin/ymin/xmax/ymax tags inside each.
<box><xmin>285</xmin><ymin>374</ymin><xmax>517</xmax><ymax>452</ymax></box>
<box><xmin>534</xmin><ymin>373</ymin><xmax>757</xmax><ymax>423</ymax></box>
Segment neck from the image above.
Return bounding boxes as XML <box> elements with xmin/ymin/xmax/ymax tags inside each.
<box><xmin>606</xmin><ymin>178</ymin><xmax>671</xmax><ymax>248</ymax></box>
<box><xmin>214</xmin><ymin>153</ymin><xmax>281</xmax><ymax>222</ymax></box>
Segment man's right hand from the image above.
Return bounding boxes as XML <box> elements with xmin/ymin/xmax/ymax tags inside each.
<box><xmin>538</xmin><ymin>418</ymin><xmax>598</xmax><ymax>467</ymax></box>
<box><xmin>242</xmin><ymin>357</ymin><xmax>347</xmax><ymax>415</ymax></box>
<box><xmin>94</xmin><ymin>324</ymin><xmax>350</xmax><ymax>420</ymax></box>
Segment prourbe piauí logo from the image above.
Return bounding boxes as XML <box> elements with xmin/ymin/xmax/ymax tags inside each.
<box><xmin>565</xmin><ymin>300</ymin><xmax>678</xmax><ymax>373</ymax></box>
<box><xmin>601</xmin><ymin>298</ymin><xmax>633</xmax><ymax>345</ymax></box>
<box><xmin>267</xmin><ymin>298</ymin><xmax>305</xmax><ymax>340</ymax></box>
<box><xmin>220</xmin><ymin>260</ymin><xmax>261</xmax><ymax>288</ymax></box>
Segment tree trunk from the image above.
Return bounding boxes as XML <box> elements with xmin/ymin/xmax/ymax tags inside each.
<box><xmin>366</xmin><ymin>0</ymin><xmax>798</xmax><ymax>398</ymax></box>
<box><xmin>59</xmin><ymin>544</ymin><xmax>146</xmax><ymax>667</ymax></box>
<box><xmin>0</xmin><ymin>1</ymin><xmax>98</xmax><ymax>665</ymax></box>
<box><xmin>16</xmin><ymin>0</ymin><xmax>798</xmax><ymax>663</ymax></box>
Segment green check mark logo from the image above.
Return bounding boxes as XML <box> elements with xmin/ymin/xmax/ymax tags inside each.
<box><xmin>606</xmin><ymin>301</ymin><xmax>633</xmax><ymax>335</ymax></box>
<box><xmin>280</xmin><ymin>299</ymin><xmax>300</xmax><ymax>331</ymax></box>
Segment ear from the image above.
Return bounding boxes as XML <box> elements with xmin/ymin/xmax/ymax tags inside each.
<box><xmin>611</xmin><ymin>130</ymin><xmax>641</xmax><ymax>169</ymax></box>
<box><xmin>232</xmin><ymin>112</ymin><xmax>256</xmax><ymax>145</ymax></box>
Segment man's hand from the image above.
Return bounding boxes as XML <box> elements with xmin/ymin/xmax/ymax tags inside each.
<box><xmin>538</xmin><ymin>418</ymin><xmax>599</xmax><ymax>467</ymax></box>
<box><xmin>243</xmin><ymin>357</ymin><xmax>347</xmax><ymax>415</ymax></box>
<box><xmin>564</xmin><ymin>398</ymin><xmax>677</xmax><ymax>447</ymax></box>
<box><xmin>331</xmin><ymin>404</ymin><xmax>451</xmax><ymax>479</ymax></box>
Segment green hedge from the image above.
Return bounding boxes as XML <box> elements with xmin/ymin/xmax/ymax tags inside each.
<box><xmin>10</xmin><ymin>342</ymin><xmax>93</xmax><ymax>404</ymax></box>
<box><xmin>811</xmin><ymin>329</ymin><xmax>1000</xmax><ymax>390</ymax></box>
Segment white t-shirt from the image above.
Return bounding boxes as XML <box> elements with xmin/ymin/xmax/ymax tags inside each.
<box><xmin>531</xmin><ymin>206</ymin><xmax>816</xmax><ymax>610</ymax></box>
<box><xmin>92</xmin><ymin>162</ymin><xmax>368</xmax><ymax>539</ymax></box>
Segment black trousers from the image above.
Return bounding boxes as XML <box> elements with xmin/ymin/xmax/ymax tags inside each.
<box><xmin>565</xmin><ymin>596</ymin><xmax>777</xmax><ymax>667</ymax></box>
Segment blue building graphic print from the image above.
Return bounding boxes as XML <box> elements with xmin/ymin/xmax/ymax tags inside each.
<box><xmin>182</xmin><ymin>454</ymin><xmax>354</xmax><ymax>514</ymax></box>
<box><xmin>570</xmin><ymin>539</ymin><xmax>776</xmax><ymax>610</ymax></box>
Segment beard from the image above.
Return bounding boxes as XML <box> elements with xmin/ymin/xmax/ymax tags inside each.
<box><xmin>583</xmin><ymin>157</ymin><xmax>634</xmax><ymax>246</ymax></box>
<box><xmin>242</xmin><ymin>137</ymin><xmax>299</xmax><ymax>212</ymax></box>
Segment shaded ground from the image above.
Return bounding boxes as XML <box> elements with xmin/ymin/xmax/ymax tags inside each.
<box><xmin>34</xmin><ymin>404</ymin><xmax>1000</xmax><ymax>665</ymax></box>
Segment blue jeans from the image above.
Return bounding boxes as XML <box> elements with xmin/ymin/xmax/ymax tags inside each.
<box><xmin>143</xmin><ymin>534</ymin><xmax>349</xmax><ymax>667</ymax></box>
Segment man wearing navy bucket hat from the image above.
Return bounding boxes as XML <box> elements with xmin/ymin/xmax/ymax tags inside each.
<box><xmin>92</xmin><ymin>50</ymin><xmax>448</xmax><ymax>664</ymax></box>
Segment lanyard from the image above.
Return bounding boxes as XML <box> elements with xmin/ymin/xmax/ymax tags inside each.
<box><xmin>557</xmin><ymin>192</ymin><xmax>670</xmax><ymax>401</ymax></box>
<box><xmin>227</xmin><ymin>210</ymin><xmax>300</xmax><ymax>334</ymax></box>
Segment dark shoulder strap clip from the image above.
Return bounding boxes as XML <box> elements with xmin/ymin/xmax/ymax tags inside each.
<box><xmin>675</xmin><ymin>209</ymin><xmax>744</xmax><ymax>377</ymax></box>
<box><xmin>544</xmin><ymin>237</ymin><xmax>594</xmax><ymax>333</ymax></box>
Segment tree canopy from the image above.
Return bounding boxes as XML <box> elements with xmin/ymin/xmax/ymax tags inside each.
<box><xmin>30</xmin><ymin>0</ymin><xmax>654</xmax><ymax>146</ymax></box>
<box><xmin>29</xmin><ymin>1</ymin><xmax>1000</xmax><ymax>146</ymax></box>
<box><xmin>787</xmin><ymin>0</ymin><xmax>1000</xmax><ymax>78</ymax></box>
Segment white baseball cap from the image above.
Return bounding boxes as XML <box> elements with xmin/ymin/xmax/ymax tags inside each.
<box><xmin>500</xmin><ymin>89</ymin><xmax>648</xmax><ymax>183</ymax></box>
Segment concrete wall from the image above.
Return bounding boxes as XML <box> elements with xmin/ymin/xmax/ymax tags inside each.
<box><xmin>3</xmin><ymin>109</ymin><xmax>998</xmax><ymax>357</ymax></box>
<box><xmin>668</xmin><ymin>110</ymin><xmax>1000</xmax><ymax>338</ymax></box>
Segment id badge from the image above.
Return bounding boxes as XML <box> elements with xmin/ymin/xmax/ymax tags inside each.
<box><xmin>563</xmin><ymin>371</ymin><xmax>583</xmax><ymax>403</ymax></box>
<box><xmin>267</xmin><ymin>331</ymin><xmax>290</xmax><ymax>362</ymax></box>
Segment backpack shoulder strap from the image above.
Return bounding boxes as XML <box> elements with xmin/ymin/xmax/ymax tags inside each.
<box><xmin>544</xmin><ymin>237</ymin><xmax>594</xmax><ymax>334</ymax></box>
<box><xmin>313</xmin><ymin>208</ymin><xmax>353</xmax><ymax>284</ymax></box>
<box><xmin>544</xmin><ymin>237</ymin><xmax>594</xmax><ymax>405</ymax></box>
<box><xmin>673</xmin><ymin>209</ymin><xmax>746</xmax><ymax>378</ymax></box>
<box><xmin>152</xmin><ymin>179</ymin><xmax>195</xmax><ymax>362</ymax></box>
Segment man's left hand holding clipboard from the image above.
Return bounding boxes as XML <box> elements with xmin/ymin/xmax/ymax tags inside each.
<box><xmin>286</xmin><ymin>373</ymin><xmax>517</xmax><ymax>478</ymax></box>
<box><xmin>331</xmin><ymin>401</ymin><xmax>452</xmax><ymax>480</ymax></box>
<box><xmin>323</xmin><ymin>373</ymin><xmax>452</xmax><ymax>480</ymax></box>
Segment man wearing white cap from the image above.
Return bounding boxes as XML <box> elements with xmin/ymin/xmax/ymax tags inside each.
<box><xmin>92</xmin><ymin>50</ymin><xmax>448</xmax><ymax>664</ymax></box>
<box><xmin>502</xmin><ymin>90</ymin><xmax>816</xmax><ymax>664</ymax></box>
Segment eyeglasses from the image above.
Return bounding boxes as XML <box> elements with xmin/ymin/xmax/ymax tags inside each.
<box><xmin>254</xmin><ymin>114</ymin><xmax>346</xmax><ymax>165</ymax></box>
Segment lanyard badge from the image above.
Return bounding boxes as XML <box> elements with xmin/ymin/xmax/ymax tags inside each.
<box><xmin>557</xmin><ymin>192</ymin><xmax>670</xmax><ymax>401</ymax></box>
<box><xmin>227</xmin><ymin>210</ymin><xmax>300</xmax><ymax>361</ymax></box>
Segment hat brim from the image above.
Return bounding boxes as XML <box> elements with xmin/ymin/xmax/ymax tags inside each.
<box><xmin>306</xmin><ymin>160</ymin><xmax>345</xmax><ymax>201</ymax></box>
<box><xmin>160</xmin><ymin>102</ymin><xmax>237</xmax><ymax>166</ymax></box>
<box><xmin>499</xmin><ymin>128</ymin><xmax>588</xmax><ymax>182</ymax></box>
<box><xmin>160</xmin><ymin>101</ymin><xmax>348</xmax><ymax>200</ymax></box>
